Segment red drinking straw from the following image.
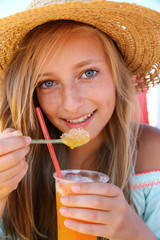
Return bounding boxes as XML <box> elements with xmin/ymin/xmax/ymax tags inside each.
<box><xmin>35</xmin><ymin>107</ymin><xmax>63</xmax><ymax>179</ymax></box>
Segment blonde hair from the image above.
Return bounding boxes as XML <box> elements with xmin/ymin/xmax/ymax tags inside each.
<box><xmin>0</xmin><ymin>21</ymin><xmax>140</xmax><ymax>240</ymax></box>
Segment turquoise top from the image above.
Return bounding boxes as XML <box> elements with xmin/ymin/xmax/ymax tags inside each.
<box><xmin>1</xmin><ymin>170</ymin><xmax>160</xmax><ymax>239</ymax></box>
<box><xmin>131</xmin><ymin>170</ymin><xmax>160</xmax><ymax>239</ymax></box>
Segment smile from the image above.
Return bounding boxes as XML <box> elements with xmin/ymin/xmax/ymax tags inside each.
<box><xmin>66</xmin><ymin>112</ymin><xmax>94</xmax><ymax>124</ymax></box>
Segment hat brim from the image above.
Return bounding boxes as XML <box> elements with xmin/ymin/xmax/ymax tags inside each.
<box><xmin>0</xmin><ymin>1</ymin><xmax>160</xmax><ymax>91</ymax></box>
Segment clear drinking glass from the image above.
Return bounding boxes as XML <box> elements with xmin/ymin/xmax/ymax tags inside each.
<box><xmin>53</xmin><ymin>169</ymin><xmax>109</xmax><ymax>240</ymax></box>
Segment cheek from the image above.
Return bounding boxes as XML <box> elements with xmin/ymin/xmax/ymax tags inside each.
<box><xmin>36</xmin><ymin>93</ymin><xmax>57</xmax><ymax>118</ymax></box>
<box><xmin>106</xmin><ymin>89</ymin><xmax>116</xmax><ymax>106</ymax></box>
<box><xmin>39</xmin><ymin>104</ymin><xmax>58</xmax><ymax>126</ymax></box>
<box><xmin>100</xmin><ymin>85</ymin><xmax>116</xmax><ymax>116</ymax></box>
<box><xmin>97</xmin><ymin>81</ymin><xmax>116</xmax><ymax>105</ymax></box>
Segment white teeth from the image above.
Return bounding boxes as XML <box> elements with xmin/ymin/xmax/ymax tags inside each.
<box><xmin>67</xmin><ymin>113</ymin><xmax>93</xmax><ymax>124</ymax></box>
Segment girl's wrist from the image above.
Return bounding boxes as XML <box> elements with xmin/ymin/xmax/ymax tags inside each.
<box><xmin>133</xmin><ymin>221</ymin><xmax>157</xmax><ymax>240</ymax></box>
<box><xmin>127</xmin><ymin>210</ymin><xmax>157</xmax><ymax>240</ymax></box>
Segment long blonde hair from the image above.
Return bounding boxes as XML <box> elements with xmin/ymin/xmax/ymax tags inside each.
<box><xmin>0</xmin><ymin>21</ymin><xmax>140</xmax><ymax>240</ymax></box>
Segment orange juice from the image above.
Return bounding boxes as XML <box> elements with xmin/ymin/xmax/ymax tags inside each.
<box><xmin>53</xmin><ymin>169</ymin><xmax>109</xmax><ymax>240</ymax></box>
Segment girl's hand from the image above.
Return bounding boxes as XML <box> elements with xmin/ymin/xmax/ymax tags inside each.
<box><xmin>0</xmin><ymin>128</ymin><xmax>31</xmax><ymax>200</ymax></box>
<box><xmin>59</xmin><ymin>182</ymin><xmax>157</xmax><ymax>240</ymax></box>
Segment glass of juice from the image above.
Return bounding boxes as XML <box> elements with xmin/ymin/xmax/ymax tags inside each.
<box><xmin>53</xmin><ymin>169</ymin><xmax>109</xmax><ymax>240</ymax></box>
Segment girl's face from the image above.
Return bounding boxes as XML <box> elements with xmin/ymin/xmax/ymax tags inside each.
<box><xmin>36</xmin><ymin>30</ymin><xmax>116</xmax><ymax>141</ymax></box>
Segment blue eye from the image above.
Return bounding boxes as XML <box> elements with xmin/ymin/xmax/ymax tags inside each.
<box><xmin>82</xmin><ymin>69</ymin><xmax>97</xmax><ymax>79</ymax></box>
<box><xmin>39</xmin><ymin>80</ymin><xmax>56</xmax><ymax>89</ymax></box>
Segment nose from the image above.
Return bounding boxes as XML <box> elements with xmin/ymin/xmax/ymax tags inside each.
<box><xmin>62</xmin><ymin>85</ymin><xmax>83</xmax><ymax>113</ymax></box>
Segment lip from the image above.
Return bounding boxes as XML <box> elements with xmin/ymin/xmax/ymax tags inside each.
<box><xmin>63</xmin><ymin>110</ymin><xmax>96</xmax><ymax>129</ymax></box>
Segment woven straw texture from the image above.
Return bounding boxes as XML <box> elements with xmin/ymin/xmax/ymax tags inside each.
<box><xmin>0</xmin><ymin>0</ymin><xmax>160</xmax><ymax>92</ymax></box>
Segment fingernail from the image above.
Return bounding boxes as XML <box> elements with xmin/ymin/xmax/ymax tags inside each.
<box><xmin>59</xmin><ymin>207</ymin><xmax>67</xmax><ymax>215</ymax></box>
<box><xmin>24</xmin><ymin>136</ymin><xmax>31</xmax><ymax>144</ymax></box>
<box><xmin>64</xmin><ymin>219</ymin><xmax>74</xmax><ymax>227</ymax></box>
<box><xmin>72</xmin><ymin>184</ymin><xmax>80</xmax><ymax>192</ymax></box>
<box><xmin>60</xmin><ymin>196</ymin><xmax>68</xmax><ymax>204</ymax></box>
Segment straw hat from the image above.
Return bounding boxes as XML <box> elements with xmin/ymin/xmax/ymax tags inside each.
<box><xmin>0</xmin><ymin>0</ymin><xmax>159</xmax><ymax>92</ymax></box>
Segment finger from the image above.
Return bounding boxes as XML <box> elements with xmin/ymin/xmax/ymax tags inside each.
<box><xmin>0</xmin><ymin>146</ymin><xmax>30</xmax><ymax>171</ymax></box>
<box><xmin>0</xmin><ymin>128</ymin><xmax>15</xmax><ymax>134</ymax></box>
<box><xmin>60</xmin><ymin>194</ymin><xmax>117</xmax><ymax>211</ymax></box>
<box><xmin>64</xmin><ymin>219</ymin><xmax>109</xmax><ymax>238</ymax></box>
<box><xmin>0</xmin><ymin>136</ymin><xmax>31</xmax><ymax>155</ymax></box>
<box><xmin>0</xmin><ymin>162</ymin><xmax>28</xmax><ymax>198</ymax></box>
<box><xmin>71</xmin><ymin>182</ymin><xmax>121</xmax><ymax>197</ymax></box>
<box><xmin>0</xmin><ymin>159</ymin><xmax>28</xmax><ymax>182</ymax></box>
<box><xmin>0</xmin><ymin>129</ymin><xmax>22</xmax><ymax>139</ymax></box>
<box><xmin>60</xmin><ymin>207</ymin><xmax>112</xmax><ymax>224</ymax></box>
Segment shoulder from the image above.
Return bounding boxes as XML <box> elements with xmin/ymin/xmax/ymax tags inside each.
<box><xmin>135</xmin><ymin>123</ymin><xmax>160</xmax><ymax>173</ymax></box>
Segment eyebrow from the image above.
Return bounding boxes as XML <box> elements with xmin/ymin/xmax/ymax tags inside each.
<box><xmin>37</xmin><ymin>72</ymin><xmax>54</xmax><ymax>79</ymax></box>
<box><xmin>74</xmin><ymin>59</ymin><xmax>102</xmax><ymax>68</ymax></box>
<box><xmin>37</xmin><ymin>59</ymin><xmax>103</xmax><ymax>79</ymax></box>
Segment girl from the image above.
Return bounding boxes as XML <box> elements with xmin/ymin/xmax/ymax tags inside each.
<box><xmin>0</xmin><ymin>0</ymin><xmax>160</xmax><ymax>239</ymax></box>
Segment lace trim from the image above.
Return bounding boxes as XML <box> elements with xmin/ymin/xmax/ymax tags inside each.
<box><xmin>131</xmin><ymin>170</ymin><xmax>160</xmax><ymax>189</ymax></box>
